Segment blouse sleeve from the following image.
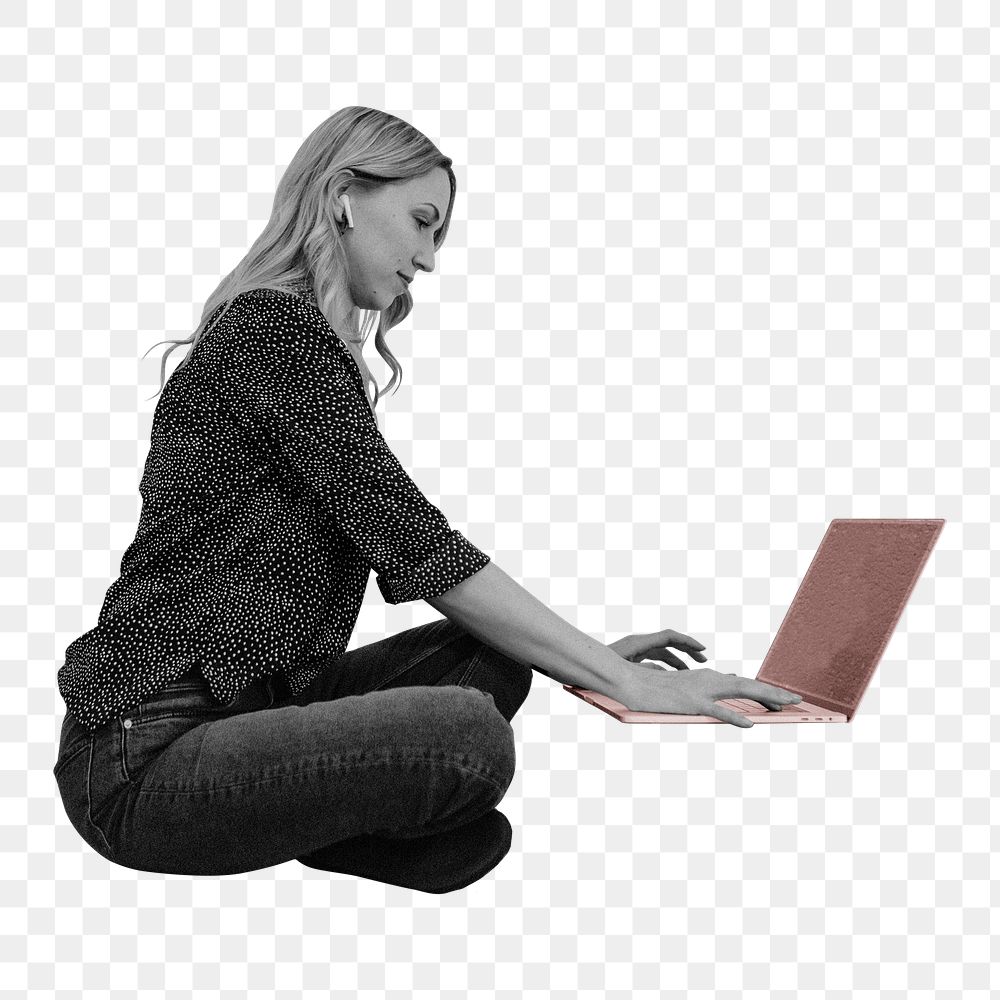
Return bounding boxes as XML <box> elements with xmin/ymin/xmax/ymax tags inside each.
<box><xmin>216</xmin><ymin>289</ymin><xmax>490</xmax><ymax>604</ymax></box>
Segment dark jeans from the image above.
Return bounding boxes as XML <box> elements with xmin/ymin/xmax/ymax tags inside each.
<box><xmin>53</xmin><ymin>617</ymin><xmax>533</xmax><ymax>891</ymax></box>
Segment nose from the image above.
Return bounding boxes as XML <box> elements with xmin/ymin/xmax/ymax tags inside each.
<box><xmin>412</xmin><ymin>246</ymin><xmax>435</xmax><ymax>275</ymax></box>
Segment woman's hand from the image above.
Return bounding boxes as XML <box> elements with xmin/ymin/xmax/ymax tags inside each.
<box><xmin>607</xmin><ymin>629</ymin><xmax>802</xmax><ymax>727</ymax></box>
<box><xmin>607</xmin><ymin>629</ymin><xmax>709</xmax><ymax>670</ymax></box>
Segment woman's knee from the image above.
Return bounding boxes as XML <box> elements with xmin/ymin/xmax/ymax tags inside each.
<box><xmin>436</xmin><ymin>686</ymin><xmax>518</xmax><ymax>789</ymax></box>
<box><xmin>430</xmin><ymin>617</ymin><xmax>533</xmax><ymax>721</ymax></box>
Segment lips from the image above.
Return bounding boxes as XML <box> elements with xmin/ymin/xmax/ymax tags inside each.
<box><xmin>398</xmin><ymin>272</ymin><xmax>412</xmax><ymax>286</ymax></box>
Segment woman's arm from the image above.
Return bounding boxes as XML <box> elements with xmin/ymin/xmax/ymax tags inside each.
<box><xmin>426</xmin><ymin>560</ymin><xmax>631</xmax><ymax>702</ymax></box>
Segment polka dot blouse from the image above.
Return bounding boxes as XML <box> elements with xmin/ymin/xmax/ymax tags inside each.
<box><xmin>57</xmin><ymin>284</ymin><xmax>491</xmax><ymax>733</ymax></box>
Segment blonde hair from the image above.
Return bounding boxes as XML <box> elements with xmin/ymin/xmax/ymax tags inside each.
<box><xmin>143</xmin><ymin>107</ymin><xmax>456</xmax><ymax>411</ymax></box>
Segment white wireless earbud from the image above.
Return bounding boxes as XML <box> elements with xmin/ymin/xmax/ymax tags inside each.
<box><xmin>342</xmin><ymin>195</ymin><xmax>354</xmax><ymax>229</ymax></box>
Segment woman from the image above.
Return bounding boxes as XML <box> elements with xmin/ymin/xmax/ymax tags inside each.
<box><xmin>53</xmin><ymin>107</ymin><xmax>801</xmax><ymax>892</ymax></box>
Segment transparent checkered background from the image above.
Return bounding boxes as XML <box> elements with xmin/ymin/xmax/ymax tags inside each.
<box><xmin>6</xmin><ymin>3</ymin><xmax>995</xmax><ymax>996</ymax></box>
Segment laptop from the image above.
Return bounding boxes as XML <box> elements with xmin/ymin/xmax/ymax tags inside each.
<box><xmin>564</xmin><ymin>518</ymin><xmax>946</xmax><ymax>725</ymax></box>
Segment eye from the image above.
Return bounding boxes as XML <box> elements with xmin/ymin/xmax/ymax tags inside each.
<box><xmin>415</xmin><ymin>218</ymin><xmax>431</xmax><ymax>230</ymax></box>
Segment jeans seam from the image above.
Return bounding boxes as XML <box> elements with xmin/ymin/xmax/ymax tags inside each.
<box><xmin>85</xmin><ymin>737</ymin><xmax>115</xmax><ymax>858</ymax></box>
<box><xmin>127</xmin><ymin>708</ymin><xmax>233</xmax><ymax>725</ymax></box>
<box><xmin>371</xmin><ymin>629</ymin><xmax>473</xmax><ymax>691</ymax></box>
<box><xmin>118</xmin><ymin>717</ymin><xmax>133</xmax><ymax>783</ymax></box>
<box><xmin>455</xmin><ymin>646</ymin><xmax>485</xmax><ymax>688</ymax></box>
<box><xmin>130</xmin><ymin>751</ymin><xmax>510</xmax><ymax>799</ymax></box>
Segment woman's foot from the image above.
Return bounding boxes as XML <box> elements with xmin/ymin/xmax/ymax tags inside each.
<box><xmin>296</xmin><ymin>807</ymin><xmax>512</xmax><ymax>893</ymax></box>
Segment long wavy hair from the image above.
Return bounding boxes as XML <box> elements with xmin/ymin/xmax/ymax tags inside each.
<box><xmin>142</xmin><ymin>107</ymin><xmax>456</xmax><ymax>412</ymax></box>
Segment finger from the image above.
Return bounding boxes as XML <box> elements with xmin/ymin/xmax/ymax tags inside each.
<box><xmin>704</xmin><ymin>703</ymin><xmax>754</xmax><ymax>728</ymax></box>
<box><xmin>648</xmin><ymin>645</ymin><xmax>706</xmax><ymax>665</ymax></box>
<box><xmin>739</xmin><ymin>694</ymin><xmax>798</xmax><ymax>712</ymax></box>
<box><xmin>671</xmin><ymin>634</ymin><xmax>707</xmax><ymax>653</ymax></box>
<box><xmin>742</xmin><ymin>699</ymin><xmax>793</xmax><ymax>715</ymax></box>
<box><xmin>748</xmin><ymin>681</ymin><xmax>803</xmax><ymax>704</ymax></box>
<box><xmin>730</xmin><ymin>676</ymin><xmax>800</xmax><ymax>704</ymax></box>
<box><xmin>647</xmin><ymin>649</ymin><xmax>691</xmax><ymax>670</ymax></box>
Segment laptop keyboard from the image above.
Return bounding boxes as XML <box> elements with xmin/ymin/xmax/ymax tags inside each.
<box><xmin>717</xmin><ymin>698</ymin><xmax>813</xmax><ymax>714</ymax></box>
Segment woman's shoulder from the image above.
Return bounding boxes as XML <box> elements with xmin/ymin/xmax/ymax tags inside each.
<box><xmin>238</xmin><ymin>280</ymin><xmax>316</xmax><ymax>307</ymax></box>
<box><xmin>222</xmin><ymin>283</ymin><xmax>323</xmax><ymax>332</ymax></box>
<box><xmin>254</xmin><ymin>277</ymin><xmax>318</xmax><ymax>308</ymax></box>
<box><xmin>219</xmin><ymin>285</ymin><xmax>354</xmax><ymax>368</ymax></box>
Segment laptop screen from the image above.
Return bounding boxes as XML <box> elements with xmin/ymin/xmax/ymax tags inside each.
<box><xmin>756</xmin><ymin>519</ymin><xmax>945</xmax><ymax>720</ymax></box>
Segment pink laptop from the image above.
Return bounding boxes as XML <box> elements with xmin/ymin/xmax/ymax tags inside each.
<box><xmin>564</xmin><ymin>519</ymin><xmax>946</xmax><ymax>725</ymax></box>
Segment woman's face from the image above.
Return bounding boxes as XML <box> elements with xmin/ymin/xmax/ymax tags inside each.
<box><xmin>339</xmin><ymin>167</ymin><xmax>450</xmax><ymax>313</ymax></box>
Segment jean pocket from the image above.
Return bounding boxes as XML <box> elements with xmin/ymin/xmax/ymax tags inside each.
<box><xmin>52</xmin><ymin>738</ymin><xmax>114</xmax><ymax>861</ymax></box>
<box><xmin>55</xmin><ymin>711</ymin><xmax>91</xmax><ymax>769</ymax></box>
<box><xmin>121</xmin><ymin>706</ymin><xmax>231</xmax><ymax>784</ymax></box>
<box><xmin>53</xmin><ymin>737</ymin><xmax>90</xmax><ymax>783</ymax></box>
<box><xmin>121</xmin><ymin>674</ymin><xmax>276</xmax><ymax>782</ymax></box>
